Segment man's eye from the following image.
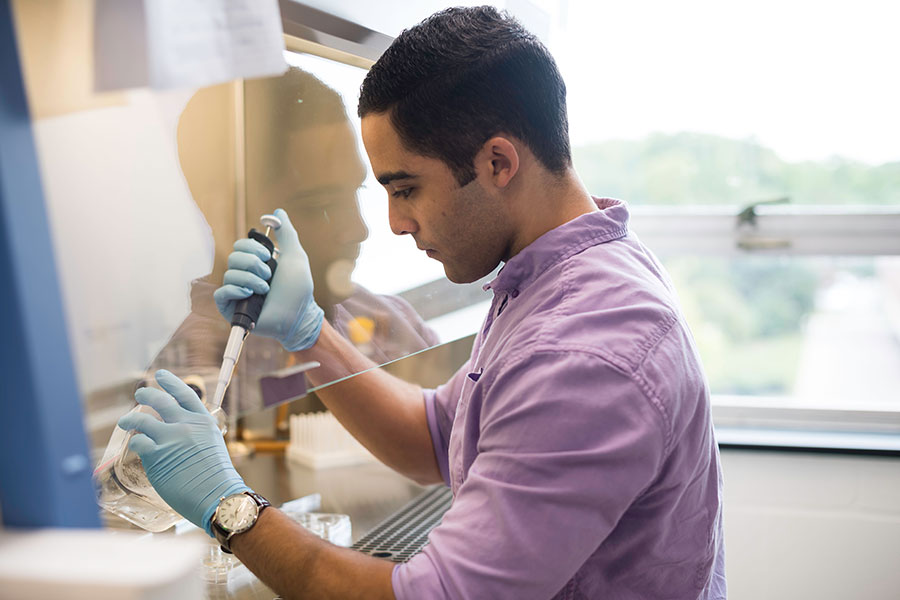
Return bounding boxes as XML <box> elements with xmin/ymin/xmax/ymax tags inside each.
<box><xmin>391</xmin><ymin>188</ymin><xmax>414</xmax><ymax>199</ymax></box>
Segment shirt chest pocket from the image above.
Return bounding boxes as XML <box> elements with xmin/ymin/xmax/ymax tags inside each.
<box><xmin>448</xmin><ymin>367</ymin><xmax>486</xmax><ymax>491</ymax></box>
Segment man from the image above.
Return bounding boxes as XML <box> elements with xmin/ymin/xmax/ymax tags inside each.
<box><xmin>120</xmin><ymin>7</ymin><xmax>727</xmax><ymax>599</ymax></box>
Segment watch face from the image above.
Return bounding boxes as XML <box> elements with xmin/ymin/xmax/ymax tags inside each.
<box><xmin>217</xmin><ymin>494</ymin><xmax>259</xmax><ymax>533</ymax></box>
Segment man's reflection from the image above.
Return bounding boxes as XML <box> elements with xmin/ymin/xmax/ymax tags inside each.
<box><xmin>244</xmin><ymin>71</ymin><xmax>368</xmax><ymax>314</ymax></box>
<box><xmin>150</xmin><ymin>68</ymin><xmax>437</xmax><ymax>415</ymax></box>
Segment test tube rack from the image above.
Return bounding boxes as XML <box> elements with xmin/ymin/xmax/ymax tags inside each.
<box><xmin>287</xmin><ymin>411</ymin><xmax>375</xmax><ymax>469</ymax></box>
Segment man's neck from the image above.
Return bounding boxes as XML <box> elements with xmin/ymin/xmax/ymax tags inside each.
<box><xmin>507</xmin><ymin>168</ymin><xmax>597</xmax><ymax>259</ymax></box>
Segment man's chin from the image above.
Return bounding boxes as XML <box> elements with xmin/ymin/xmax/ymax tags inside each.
<box><xmin>444</xmin><ymin>271</ymin><xmax>470</xmax><ymax>284</ymax></box>
<box><xmin>443</xmin><ymin>263</ymin><xmax>494</xmax><ymax>285</ymax></box>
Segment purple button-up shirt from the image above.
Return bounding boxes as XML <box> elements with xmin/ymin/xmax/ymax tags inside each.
<box><xmin>393</xmin><ymin>198</ymin><xmax>727</xmax><ymax>599</ymax></box>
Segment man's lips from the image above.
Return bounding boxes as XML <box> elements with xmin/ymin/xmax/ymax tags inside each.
<box><xmin>417</xmin><ymin>245</ymin><xmax>438</xmax><ymax>258</ymax></box>
<box><xmin>414</xmin><ymin>239</ymin><xmax>439</xmax><ymax>258</ymax></box>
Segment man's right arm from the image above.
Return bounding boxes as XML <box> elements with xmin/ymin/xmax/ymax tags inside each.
<box><xmin>214</xmin><ymin>208</ymin><xmax>442</xmax><ymax>484</ymax></box>
<box><xmin>295</xmin><ymin>320</ymin><xmax>443</xmax><ymax>485</ymax></box>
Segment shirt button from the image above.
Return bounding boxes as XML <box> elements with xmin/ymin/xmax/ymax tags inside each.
<box><xmin>510</xmin><ymin>289</ymin><xmax>520</xmax><ymax>298</ymax></box>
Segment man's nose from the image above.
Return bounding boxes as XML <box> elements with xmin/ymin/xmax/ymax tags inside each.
<box><xmin>335</xmin><ymin>197</ymin><xmax>369</xmax><ymax>245</ymax></box>
<box><xmin>388</xmin><ymin>199</ymin><xmax>417</xmax><ymax>236</ymax></box>
<box><xmin>344</xmin><ymin>211</ymin><xmax>368</xmax><ymax>245</ymax></box>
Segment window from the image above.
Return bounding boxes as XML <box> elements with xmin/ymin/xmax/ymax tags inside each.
<box><xmin>552</xmin><ymin>0</ymin><xmax>900</xmax><ymax>446</ymax></box>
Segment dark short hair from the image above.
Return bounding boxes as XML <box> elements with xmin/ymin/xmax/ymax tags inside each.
<box><xmin>358</xmin><ymin>6</ymin><xmax>571</xmax><ymax>185</ymax></box>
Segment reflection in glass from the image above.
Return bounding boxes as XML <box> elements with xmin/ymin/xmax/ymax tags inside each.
<box><xmin>149</xmin><ymin>67</ymin><xmax>439</xmax><ymax>415</ymax></box>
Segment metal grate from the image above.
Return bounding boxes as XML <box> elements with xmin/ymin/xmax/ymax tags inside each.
<box><xmin>351</xmin><ymin>485</ymin><xmax>453</xmax><ymax>563</ymax></box>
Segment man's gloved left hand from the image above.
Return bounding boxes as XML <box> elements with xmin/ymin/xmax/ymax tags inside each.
<box><xmin>117</xmin><ymin>369</ymin><xmax>249</xmax><ymax>536</ymax></box>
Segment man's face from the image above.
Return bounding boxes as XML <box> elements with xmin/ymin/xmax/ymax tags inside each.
<box><xmin>361</xmin><ymin>113</ymin><xmax>512</xmax><ymax>284</ymax></box>
<box><xmin>251</xmin><ymin>122</ymin><xmax>368</xmax><ymax>303</ymax></box>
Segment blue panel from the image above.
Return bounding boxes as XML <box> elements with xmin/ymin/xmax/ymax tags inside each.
<box><xmin>0</xmin><ymin>0</ymin><xmax>100</xmax><ymax>528</ymax></box>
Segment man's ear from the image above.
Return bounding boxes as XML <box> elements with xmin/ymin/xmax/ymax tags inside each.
<box><xmin>477</xmin><ymin>136</ymin><xmax>519</xmax><ymax>189</ymax></box>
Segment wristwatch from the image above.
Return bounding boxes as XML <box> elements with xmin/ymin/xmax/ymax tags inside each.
<box><xmin>211</xmin><ymin>490</ymin><xmax>271</xmax><ymax>554</ymax></box>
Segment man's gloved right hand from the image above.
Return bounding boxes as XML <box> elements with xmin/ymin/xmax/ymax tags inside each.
<box><xmin>214</xmin><ymin>208</ymin><xmax>325</xmax><ymax>351</ymax></box>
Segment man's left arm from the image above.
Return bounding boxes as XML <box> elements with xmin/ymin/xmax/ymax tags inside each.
<box><xmin>230</xmin><ymin>507</ymin><xmax>394</xmax><ymax>600</ymax></box>
<box><xmin>117</xmin><ymin>369</ymin><xmax>396</xmax><ymax>600</ymax></box>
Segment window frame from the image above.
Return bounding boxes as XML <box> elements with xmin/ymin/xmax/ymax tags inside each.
<box><xmin>629</xmin><ymin>205</ymin><xmax>900</xmax><ymax>257</ymax></box>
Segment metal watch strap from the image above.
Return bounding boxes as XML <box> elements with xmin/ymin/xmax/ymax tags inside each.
<box><xmin>213</xmin><ymin>490</ymin><xmax>271</xmax><ymax>554</ymax></box>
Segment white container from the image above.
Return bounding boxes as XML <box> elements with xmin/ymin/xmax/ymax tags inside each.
<box><xmin>0</xmin><ymin>529</ymin><xmax>204</xmax><ymax>600</ymax></box>
<box><xmin>287</xmin><ymin>411</ymin><xmax>374</xmax><ymax>469</ymax></box>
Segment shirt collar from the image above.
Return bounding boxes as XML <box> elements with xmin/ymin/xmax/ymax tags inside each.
<box><xmin>484</xmin><ymin>197</ymin><xmax>630</xmax><ymax>296</ymax></box>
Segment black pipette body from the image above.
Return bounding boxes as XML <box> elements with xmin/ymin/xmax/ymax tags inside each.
<box><xmin>231</xmin><ymin>228</ymin><xmax>278</xmax><ymax>330</ymax></box>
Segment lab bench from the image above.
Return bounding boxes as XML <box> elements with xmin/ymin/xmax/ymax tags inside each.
<box><xmin>235</xmin><ymin>453</ymin><xmax>428</xmax><ymax>545</ymax></box>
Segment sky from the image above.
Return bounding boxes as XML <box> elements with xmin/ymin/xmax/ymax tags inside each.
<box><xmin>553</xmin><ymin>0</ymin><xmax>900</xmax><ymax>164</ymax></box>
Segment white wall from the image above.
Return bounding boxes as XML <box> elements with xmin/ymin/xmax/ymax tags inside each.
<box><xmin>34</xmin><ymin>90</ymin><xmax>213</xmax><ymax>394</ymax></box>
<box><xmin>721</xmin><ymin>449</ymin><xmax>900</xmax><ymax>600</ymax></box>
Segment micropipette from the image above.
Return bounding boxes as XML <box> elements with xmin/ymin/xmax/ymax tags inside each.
<box><xmin>210</xmin><ymin>214</ymin><xmax>282</xmax><ymax>411</ymax></box>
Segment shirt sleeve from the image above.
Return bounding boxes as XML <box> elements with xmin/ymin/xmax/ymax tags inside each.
<box><xmin>394</xmin><ymin>350</ymin><xmax>667</xmax><ymax>599</ymax></box>
<box><xmin>422</xmin><ymin>359</ymin><xmax>470</xmax><ymax>486</ymax></box>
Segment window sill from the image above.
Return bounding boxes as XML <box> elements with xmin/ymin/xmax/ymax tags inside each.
<box><xmin>716</xmin><ymin>427</ymin><xmax>900</xmax><ymax>456</ymax></box>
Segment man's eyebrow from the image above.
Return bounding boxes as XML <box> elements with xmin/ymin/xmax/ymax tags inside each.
<box><xmin>376</xmin><ymin>171</ymin><xmax>417</xmax><ymax>186</ymax></box>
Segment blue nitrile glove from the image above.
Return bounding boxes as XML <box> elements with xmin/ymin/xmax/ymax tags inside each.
<box><xmin>117</xmin><ymin>369</ymin><xmax>250</xmax><ymax>536</ymax></box>
<box><xmin>214</xmin><ymin>208</ymin><xmax>325</xmax><ymax>351</ymax></box>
